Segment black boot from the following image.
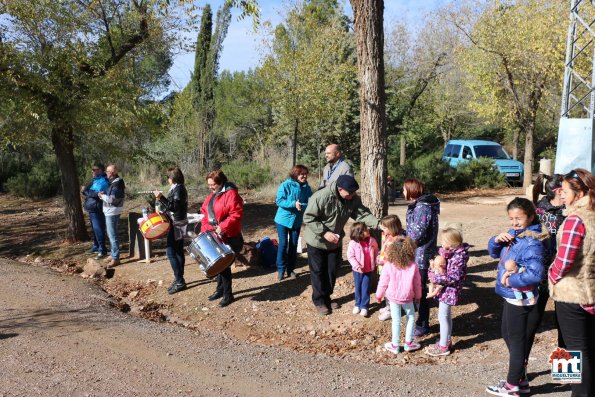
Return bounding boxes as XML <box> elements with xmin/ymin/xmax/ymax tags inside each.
<box><xmin>218</xmin><ymin>295</ymin><xmax>234</xmax><ymax>307</ymax></box>
<box><xmin>208</xmin><ymin>290</ymin><xmax>223</xmax><ymax>301</ymax></box>
<box><xmin>167</xmin><ymin>282</ymin><xmax>187</xmax><ymax>295</ymax></box>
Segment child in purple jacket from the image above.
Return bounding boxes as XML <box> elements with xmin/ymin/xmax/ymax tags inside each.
<box><xmin>425</xmin><ymin>227</ymin><xmax>469</xmax><ymax>357</ymax></box>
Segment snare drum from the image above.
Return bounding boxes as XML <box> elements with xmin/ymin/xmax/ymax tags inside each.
<box><xmin>139</xmin><ymin>212</ymin><xmax>171</xmax><ymax>240</ymax></box>
<box><xmin>187</xmin><ymin>231</ymin><xmax>235</xmax><ymax>278</ymax></box>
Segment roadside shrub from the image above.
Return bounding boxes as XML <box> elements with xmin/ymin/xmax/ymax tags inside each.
<box><xmin>222</xmin><ymin>160</ymin><xmax>271</xmax><ymax>190</ymax></box>
<box><xmin>457</xmin><ymin>158</ymin><xmax>506</xmax><ymax>188</ymax></box>
<box><xmin>393</xmin><ymin>154</ymin><xmax>506</xmax><ymax>192</ymax></box>
<box><xmin>5</xmin><ymin>158</ymin><xmax>61</xmax><ymax>199</ymax></box>
<box><xmin>0</xmin><ymin>154</ymin><xmax>28</xmax><ymax>191</ymax></box>
<box><xmin>393</xmin><ymin>153</ymin><xmax>463</xmax><ymax>193</ymax></box>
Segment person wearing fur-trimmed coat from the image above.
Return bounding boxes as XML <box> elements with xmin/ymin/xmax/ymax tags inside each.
<box><xmin>548</xmin><ymin>169</ymin><xmax>595</xmax><ymax>397</ymax></box>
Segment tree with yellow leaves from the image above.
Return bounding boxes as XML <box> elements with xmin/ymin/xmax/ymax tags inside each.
<box><xmin>452</xmin><ymin>0</ymin><xmax>567</xmax><ymax>187</ymax></box>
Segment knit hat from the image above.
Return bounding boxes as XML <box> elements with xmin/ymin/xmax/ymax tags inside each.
<box><xmin>336</xmin><ymin>175</ymin><xmax>359</xmax><ymax>193</ymax></box>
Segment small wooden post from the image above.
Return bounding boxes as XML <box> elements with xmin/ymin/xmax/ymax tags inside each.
<box><xmin>128</xmin><ymin>212</ymin><xmax>151</xmax><ymax>262</ymax></box>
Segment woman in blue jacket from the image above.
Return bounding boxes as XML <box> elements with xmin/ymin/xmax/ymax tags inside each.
<box><xmin>81</xmin><ymin>162</ymin><xmax>109</xmax><ymax>259</ymax></box>
<box><xmin>486</xmin><ymin>197</ymin><xmax>549</xmax><ymax>397</ymax></box>
<box><xmin>274</xmin><ymin>165</ymin><xmax>312</xmax><ymax>281</ymax></box>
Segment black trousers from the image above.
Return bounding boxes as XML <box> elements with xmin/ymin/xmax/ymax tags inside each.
<box><xmin>555</xmin><ymin>301</ymin><xmax>595</xmax><ymax>397</ymax></box>
<box><xmin>215</xmin><ymin>266</ymin><xmax>233</xmax><ymax>298</ymax></box>
<box><xmin>166</xmin><ymin>227</ymin><xmax>185</xmax><ymax>284</ymax></box>
<box><xmin>416</xmin><ymin>267</ymin><xmax>430</xmax><ymax>330</ymax></box>
<box><xmin>501</xmin><ymin>300</ymin><xmax>542</xmax><ymax>386</ymax></box>
<box><xmin>307</xmin><ymin>244</ymin><xmax>340</xmax><ymax>307</ymax></box>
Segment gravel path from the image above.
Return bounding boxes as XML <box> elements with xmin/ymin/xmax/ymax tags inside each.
<box><xmin>0</xmin><ymin>259</ymin><xmax>571</xmax><ymax>397</ymax></box>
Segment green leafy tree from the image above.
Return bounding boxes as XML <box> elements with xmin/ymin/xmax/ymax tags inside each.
<box><xmin>214</xmin><ymin>69</ymin><xmax>272</xmax><ymax>161</ymax></box>
<box><xmin>452</xmin><ymin>0</ymin><xmax>567</xmax><ymax>187</ymax></box>
<box><xmin>260</xmin><ymin>0</ymin><xmax>357</xmax><ymax>166</ymax></box>
<box><xmin>0</xmin><ymin>0</ymin><xmax>183</xmax><ymax>241</ymax></box>
<box><xmin>0</xmin><ymin>0</ymin><xmax>258</xmax><ymax>242</ymax></box>
<box><xmin>191</xmin><ymin>2</ymin><xmax>232</xmax><ymax>171</ymax></box>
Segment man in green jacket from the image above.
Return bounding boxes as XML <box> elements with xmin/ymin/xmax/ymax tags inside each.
<box><xmin>303</xmin><ymin>175</ymin><xmax>379</xmax><ymax>315</ymax></box>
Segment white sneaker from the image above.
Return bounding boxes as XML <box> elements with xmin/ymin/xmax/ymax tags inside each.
<box><xmin>384</xmin><ymin>342</ymin><xmax>399</xmax><ymax>354</ymax></box>
<box><xmin>378</xmin><ymin>310</ymin><xmax>391</xmax><ymax>321</ymax></box>
<box><xmin>360</xmin><ymin>309</ymin><xmax>368</xmax><ymax>317</ymax></box>
<box><xmin>352</xmin><ymin>306</ymin><xmax>360</xmax><ymax>314</ymax></box>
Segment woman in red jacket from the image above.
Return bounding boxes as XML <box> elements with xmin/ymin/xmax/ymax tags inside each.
<box><xmin>200</xmin><ymin>170</ymin><xmax>244</xmax><ymax>308</ymax></box>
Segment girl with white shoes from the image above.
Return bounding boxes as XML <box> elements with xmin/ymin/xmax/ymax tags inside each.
<box><xmin>347</xmin><ymin>222</ymin><xmax>379</xmax><ymax>317</ymax></box>
<box><xmin>375</xmin><ymin>237</ymin><xmax>422</xmax><ymax>353</ymax></box>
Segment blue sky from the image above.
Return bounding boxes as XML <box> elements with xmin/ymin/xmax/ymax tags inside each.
<box><xmin>167</xmin><ymin>0</ymin><xmax>448</xmax><ymax>92</ymax></box>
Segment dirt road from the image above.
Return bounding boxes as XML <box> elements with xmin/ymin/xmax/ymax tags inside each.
<box><xmin>0</xmin><ymin>192</ymin><xmax>573</xmax><ymax>396</ymax></box>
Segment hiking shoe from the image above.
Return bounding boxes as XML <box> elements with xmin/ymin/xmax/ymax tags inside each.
<box><xmin>486</xmin><ymin>381</ymin><xmax>520</xmax><ymax>396</ymax></box>
<box><xmin>95</xmin><ymin>253</ymin><xmax>107</xmax><ymax>260</ymax></box>
<box><xmin>360</xmin><ymin>309</ymin><xmax>368</xmax><ymax>317</ymax></box>
<box><xmin>425</xmin><ymin>343</ymin><xmax>451</xmax><ymax>357</ymax></box>
<box><xmin>378</xmin><ymin>310</ymin><xmax>391</xmax><ymax>321</ymax></box>
<box><xmin>277</xmin><ymin>272</ymin><xmax>284</xmax><ymax>281</ymax></box>
<box><xmin>330</xmin><ymin>301</ymin><xmax>341</xmax><ymax>310</ymax></box>
<box><xmin>518</xmin><ymin>378</ymin><xmax>530</xmax><ymax>394</ymax></box>
<box><xmin>384</xmin><ymin>342</ymin><xmax>399</xmax><ymax>354</ymax></box>
<box><xmin>413</xmin><ymin>326</ymin><xmax>428</xmax><ymax>337</ymax></box>
<box><xmin>288</xmin><ymin>271</ymin><xmax>297</xmax><ymax>279</ymax></box>
<box><xmin>106</xmin><ymin>259</ymin><xmax>120</xmax><ymax>268</ymax></box>
<box><xmin>218</xmin><ymin>295</ymin><xmax>234</xmax><ymax>307</ymax></box>
<box><xmin>208</xmin><ymin>290</ymin><xmax>223</xmax><ymax>301</ymax></box>
<box><xmin>167</xmin><ymin>283</ymin><xmax>187</xmax><ymax>295</ymax></box>
<box><xmin>403</xmin><ymin>341</ymin><xmax>421</xmax><ymax>352</ymax></box>
<box><xmin>315</xmin><ymin>305</ymin><xmax>330</xmax><ymax>315</ymax></box>
<box><xmin>352</xmin><ymin>306</ymin><xmax>360</xmax><ymax>315</ymax></box>
<box><xmin>88</xmin><ymin>247</ymin><xmax>98</xmax><ymax>254</ymax></box>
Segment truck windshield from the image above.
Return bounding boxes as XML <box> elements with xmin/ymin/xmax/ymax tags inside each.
<box><xmin>473</xmin><ymin>145</ymin><xmax>510</xmax><ymax>159</ymax></box>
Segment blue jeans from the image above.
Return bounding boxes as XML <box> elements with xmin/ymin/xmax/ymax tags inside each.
<box><xmin>88</xmin><ymin>211</ymin><xmax>107</xmax><ymax>254</ymax></box>
<box><xmin>275</xmin><ymin>222</ymin><xmax>300</xmax><ymax>275</ymax></box>
<box><xmin>105</xmin><ymin>214</ymin><xmax>120</xmax><ymax>260</ymax></box>
<box><xmin>390</xmin><ymin>302</ymin><xmax>416</xmax><ymax>346</ymax></box>
<box><xmin>353</xmin><ymin>271</ymin><xmax>372</xmax><ymax>309</ymax></box>
<box><xmin>166</xmin><ymin>227</ymin><xmax>185</xmax><ymax>284</ymax></box>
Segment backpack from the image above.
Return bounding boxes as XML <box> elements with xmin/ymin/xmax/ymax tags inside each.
<box><xmin>256</xmin><ymin>237</ymin><xmax>278</xmax><ymax>268</ymax></box>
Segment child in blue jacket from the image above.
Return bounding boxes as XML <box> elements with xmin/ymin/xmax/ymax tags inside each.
<box><xmin>486</xmin><ymin>197</ymin><xmax>549</xmax><ymax>396</ymax></box>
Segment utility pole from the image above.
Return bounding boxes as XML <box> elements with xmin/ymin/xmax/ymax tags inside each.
<box><xmin>556</xmin><ymin>0</ymin><xmax>595</xmax><ymax>173</ymax></box>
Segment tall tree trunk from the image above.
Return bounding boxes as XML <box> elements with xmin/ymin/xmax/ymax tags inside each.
<box><xmin>523</xmin><ymin>121</ymin><xmax>534</xmax><ymax>188</ymax></box>
<box><xmin>400</xmin><ymin>135</ymin><xmax>406</xmax><ymax>166</ymax></box>
<box><xmin>292</xmin><ymin>118</ymin><xmax>298</xmax><ymax>166</ymax></box>
<box><xmin>512</xmin><ymin>128</ymin><xmax>519</xmax><ymax>160</ymax></box>
<box><xmin>50</xmin><ymin>127</ymin><xmax>88</xmax><ymax>242</ymax></box>
<box><xmin>351</xmin><ymin>0</ymin><xmax>387</xmax><ymax>218</ymax></box>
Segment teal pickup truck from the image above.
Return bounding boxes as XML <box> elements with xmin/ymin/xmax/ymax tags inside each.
<box><xmin>442</xmin><ymin>139</ymin><xmax>524</xmax><ymax>184</ymax></box>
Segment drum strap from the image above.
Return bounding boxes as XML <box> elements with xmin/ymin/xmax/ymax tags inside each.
<box><xmin>207</xmin><ymin>188</ymin><xmax>223</xmax><ymax>226</ymax></box>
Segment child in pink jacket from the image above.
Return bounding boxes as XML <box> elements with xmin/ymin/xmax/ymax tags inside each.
<box><xmin>347</xmin><ymin>222</ymin><xmax>379</xmax><ymax>317</ymax></box>
<box><xmin>376</xmin><ymin>237</ymin><xmax>422</xmax><ymax>353</ymax></box>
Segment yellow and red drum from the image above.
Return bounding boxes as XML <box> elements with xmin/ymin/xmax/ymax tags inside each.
<box><xmin>139</xmin><ymin>212</ymin><xmax>170</xmax><ymax>240</ymax></box>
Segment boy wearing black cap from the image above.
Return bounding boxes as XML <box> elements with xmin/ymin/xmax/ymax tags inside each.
<box><xmin>303</xmin><ymin>175</ymin><xmax>379</xmax><ymax>315</ymax></box>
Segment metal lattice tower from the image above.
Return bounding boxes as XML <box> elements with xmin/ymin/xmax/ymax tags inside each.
<box><xmin>556</xmin><ymin>0</ymin><xmax>595</xmax><ymax>174</ymax></box>
<box><xmin>561</xmin><ymin>0</ymin><xmax>595</xmax><ymax>118</ymax></box>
